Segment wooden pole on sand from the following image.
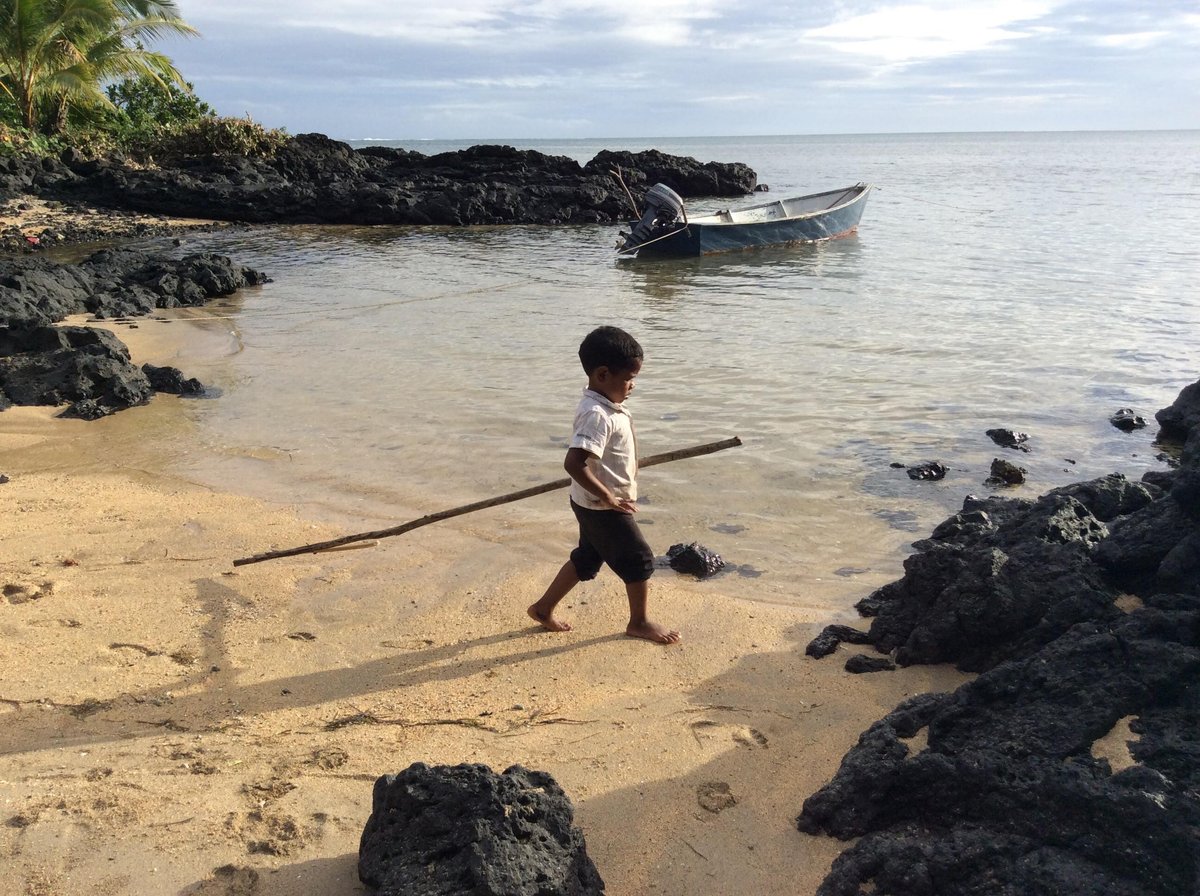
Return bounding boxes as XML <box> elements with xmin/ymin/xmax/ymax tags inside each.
<box><xmin>232</xmin><ymin>436</ymin><xmax>742</xmax><ymax>567</ymax></box>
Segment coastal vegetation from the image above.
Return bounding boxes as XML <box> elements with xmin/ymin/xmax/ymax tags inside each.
<box><xmin>0</xmin><ymin>0</ymin><xmax>284</xmax><ymax>159</ymax></box>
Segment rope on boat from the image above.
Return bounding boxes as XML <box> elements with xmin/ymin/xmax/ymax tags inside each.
<box><xmin>132</xmin><ymin>278</ymin><xmax>531</xmax><ymax>324</ymax></box>
<box><xmin>616</xmin><ymin>225</ymin><xmax>690</xmax><ymax>256</ymax></box>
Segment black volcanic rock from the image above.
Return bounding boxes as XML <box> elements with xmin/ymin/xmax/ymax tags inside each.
<box><xmin>1110</xmin><ymin>407</ymin><xmax>1147</xmax><ymax>431</ymax></box>
<box><xmin>666</xmin><ymin>542</ymin><xmax>726</xmax><ymax>578</ymax></box>
<box><xmin>1156</xmin><ymin>379</ymin><xmax>1200</xmax><ymax>440</ymax></box>
<box><xmin>986</xmin><ymin>428</ymin><xmax>1030</xmax><ymax>451</ymax></box>
<box><xmin>585</xmin><ymin>149</ymin><xmax>757</xmax><ymax>197</ymax></box>
<box><xmin>800</xmin><ymin>377</ymin><xmax>1200</xmax><ymax>896</ymax></box>
<box><xmin>985</xmin><ymin>457</ymin><xmax>1026</xmax><ymax>486</ymax></box>
<box><xmin>358</xmin><ymin>763</ymin><xmax>604</xmax><ymax>896</ymax></box>
<box><xmin>906</xmin><ymin>461</ymin><xmax>947</xmax><ymax>481</ymax></box>
<box><xmin>1</xmin><ymin>250</ymin><xmax>265</xmax><ymax>417</ymax></box>
<box><xmin>844</xmin><ymin>654</ymin><xmax>895</xmax><ymax>673</ymax></box>
<box><xmin>0</xmin><ymin>325</ymin><xmax>151</xmax><ymax>418</ymax></box>
<box><xmin>850</xmin><ymin>488</ymin><xmax>1119</xmax><ymax>672</ymax></box>
<box><xmin>806</xmin><ymin>623</ymin><xmax>873</xmax><ymax>659</ymax></box>
<box><xmin>142</xmin><ymin>363</ymin><xmax>204</xmax><ymax>396</ymax></box>
<box><xmin>12</xmin><ymin>137</ymin><xmax>757</xmax><ymax>227</ymax></box>
<box><xmin>799</xmin><ymin>594</ymin><xmax>1200</xmax><ymax>896</ymax></box>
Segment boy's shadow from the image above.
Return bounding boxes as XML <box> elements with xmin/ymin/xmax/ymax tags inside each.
<box><xmin>2</xmin><ymin>577</ymin><xmax>629</xmax><ymax>757</ymax></box>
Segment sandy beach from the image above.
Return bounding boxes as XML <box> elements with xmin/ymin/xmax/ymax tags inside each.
<box><xmin>0</xmin><ymin>197</ymin><xmax>229</xmax><ymax>254</ymax></box>
<box><xmin>0</xmin><ymin>298</ymin><xmax>974</xmax><ymax>894</ymax></box>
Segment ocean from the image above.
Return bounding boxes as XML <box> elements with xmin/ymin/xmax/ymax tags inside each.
<box><xmin>89</xmin><ymin>131</ymin><xmax>1200</xmax><ymax>608</ymax></box>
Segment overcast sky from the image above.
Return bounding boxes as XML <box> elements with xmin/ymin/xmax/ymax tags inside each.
<box><xmin>161</xmin><ymin>1</ymin><xmax>1199</xmax><ymax>140</ymax></box>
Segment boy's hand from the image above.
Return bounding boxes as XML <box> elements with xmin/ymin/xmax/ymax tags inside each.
<box><xmin>605</xmin><ymin>494</ymin><xmax>637</xmax><ymax>514</ymax></box>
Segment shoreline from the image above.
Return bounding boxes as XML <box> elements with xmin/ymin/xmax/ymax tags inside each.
<box><xmin>0</xmin><ymin>196</ymin><xmax>231</xmax><ymax>255</ymax></box>
<box><xmin>0</xmin><ymin>315</ymin><xmax>975</xmax><ymax>894</ymax></box>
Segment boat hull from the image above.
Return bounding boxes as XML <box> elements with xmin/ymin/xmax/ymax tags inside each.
<box><xmin>627</xmin><ymin>184</ymin><xmax>870</xmax><ymax>258</ymax></box>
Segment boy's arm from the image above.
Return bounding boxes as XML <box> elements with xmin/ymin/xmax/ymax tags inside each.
<box><xmin>564</xmin><ymin>447</ymin><xmax>636</xmax><ymax>513</ymax></box>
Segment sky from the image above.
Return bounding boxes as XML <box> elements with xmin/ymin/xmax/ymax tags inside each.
<box><xmin>160</xmin><ymin>1</ymin><xmax>1200</xmax><ymax>140</ymax></box>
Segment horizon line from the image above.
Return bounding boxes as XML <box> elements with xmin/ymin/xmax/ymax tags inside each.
<box><xmin>336</xmin><ymin>127</ymin><xmax>1198</xmax><ymax>143</ymax></box>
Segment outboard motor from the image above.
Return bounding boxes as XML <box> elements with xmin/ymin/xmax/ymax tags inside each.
<box><xmin>620</xmin><ymin>183</ymin><xmax>685</xmax><ymax>251</ymax></box>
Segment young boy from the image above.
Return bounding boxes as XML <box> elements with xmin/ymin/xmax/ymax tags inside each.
<box><xmin>527</xmin><ymin>326</ymin><xmax>681</xmax><ymax>645</ymax></box>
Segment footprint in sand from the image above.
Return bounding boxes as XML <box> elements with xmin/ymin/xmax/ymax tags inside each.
<box><xmin>689</xmin><ymin>719</ymin><xmax>769</xmax><ymax>749</ymax></box>
<box><xmin>696</xmin><ymin>781</ymin><xmax>737</xmax><ymax>813</ymax></box>
<box><xmin>3</xmin><ymin>580</ymin><xmax>55</xmax><ymax>604</ymax></box>
<box><xmin>187</xmin><ymin>864</ymin><xmax>260</xmax><ymax>896</ymax></box>
<box><xmin>733</xmin><ymin>726</ymin><xmax>769</xmax><ymax>749</ymax></box>
<box><xmin>225</xmin><ymin>809</ymin><xmax>312</xmax><ymax>857</ymax></box>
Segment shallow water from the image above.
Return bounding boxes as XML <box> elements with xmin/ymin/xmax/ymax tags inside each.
<box><xmin>73</xmin><ymin>131</ymin><xmax>1200</xmax><ymax>607</ymax></box>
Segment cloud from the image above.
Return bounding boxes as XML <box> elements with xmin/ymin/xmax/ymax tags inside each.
<box><xmin>164</xmin><ymin>1</ymin><xmax>1200</xmax><ymax>137</ymax></box>
<box><xmin>801</xmin><ymin>1</ymin><xmax>1062</xmax><ymax>63</ymax></box>
<box><xmin>178</xmin><ymin>0</ymin><xmax>725</xmax><ymax>46</ymax></box>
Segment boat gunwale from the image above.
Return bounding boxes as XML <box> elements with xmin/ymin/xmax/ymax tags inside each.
<box><xmin>688</xmin><ymin>183</ymin><xmax>870</xmax><ymax>228</ymax></box>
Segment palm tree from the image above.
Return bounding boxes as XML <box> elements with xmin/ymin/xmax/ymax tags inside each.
<box><xmin>0</xmin><ymin>0</ymin><xmax>197</xmax><ymax>133</ymax></box>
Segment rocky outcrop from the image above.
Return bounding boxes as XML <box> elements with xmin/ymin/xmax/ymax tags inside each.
<box><xmin>799</xmin><ymin>379</ymin><xmax>1200</xmax><ymax>895</ymax></box>
<box><xmin>813</xmin><ymin>470</ymin><xmax>1173</xmax><ymax>673</ymax></box>
<box><xmin>1</xmin><ymin>136</ymin><xmax>758</xmax><ymax>228</ymax></box>
<box><xmin>0</xmin><ymin>249</ymin><xmax>266</xmax><ymax>417</ymax></box>
<box><xmin>358</xmin><ymin>763</ymin><xmax>605</xmax><ymax>896</ymax></box>
<box><xmin>1156</xmin><ymin>379</ymin><xmax>1200</xmax><ymax>440</ymax></box>
<box><xmin>0</xmin><ymin>248</ymin><xmax>267</xmax><ymax>326</ymax></box>
<box><xmin>799</xmin><ymin>591</ymin><xmax>1200</xmax><ymax>896</ymax></box>
<box><xmin>0</xmin><ymin>325</ymin><xmax>151</xmax><ymax>419</ymax></box>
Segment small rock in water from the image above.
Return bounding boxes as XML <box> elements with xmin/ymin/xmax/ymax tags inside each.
<box><xmin>906</xmin><ymin>461</ymin><xmax>947</xmax><ymax>481</ymax></box>
<box><xmin>986</xmin><ymin>428</ymin><xmax>1031</xmax><ymax>451</ymax></box>
<box><xmin>142</xmin><ymin>363</ymin><xmax>205</xmax><ymax>396</ymax></box>
<box><xmin>667</xmin><ymin>542</ymin><xmax>725</xmax><ymax>578</ymax></box>
<box><xmin>985</xmin><ymin>458</ymin><xmax>1026</xmax><ymax>486</ymax></box>
<box><xmin>1109</xmin><ymin>407</ymin><xmax>1146</xmax><ymax>431</ymax></box>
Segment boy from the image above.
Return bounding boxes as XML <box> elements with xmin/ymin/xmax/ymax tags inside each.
<box><xmin>528</xmin><ymin>326</ymin><xmax>681</xmax><ymax>645</ymax></box>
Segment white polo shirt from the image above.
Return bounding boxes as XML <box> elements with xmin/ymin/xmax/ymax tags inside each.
<box><xmin>569</xmin><ymin>389</ymin><xmax>638</xmax><ymax>508</ymax></box>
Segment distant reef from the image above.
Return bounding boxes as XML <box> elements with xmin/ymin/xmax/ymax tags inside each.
<box><xmin>0</xmin><ymin>133</ymin><xmax>758</xmax><ymax>227</ymax></box>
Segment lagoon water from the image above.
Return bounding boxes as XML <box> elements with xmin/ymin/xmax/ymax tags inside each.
<box><xmin>101</xmin><ymin>131</ymin><xmax>1200</xmax><ymax>607</ymax></box>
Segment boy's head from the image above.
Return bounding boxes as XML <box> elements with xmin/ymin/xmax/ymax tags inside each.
<box><xmin>578</xmin><ymin>326</ymin><xmax>643</xmax><ymax>375</ymax></box>
<box><xmin>579</xmin><ymin>326</ymin><xmax>643</xmax><ymax>405</ymax></box>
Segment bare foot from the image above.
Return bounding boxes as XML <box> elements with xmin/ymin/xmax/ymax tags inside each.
<box><xmin>626</xmin><ymin>620</ymin><xmax>681</xmax><ymax>644</ymax></box>
<box><xmin>528</xmin><ymin>604</ymin><xmax>572</xmax><ymax>632</ymax></box>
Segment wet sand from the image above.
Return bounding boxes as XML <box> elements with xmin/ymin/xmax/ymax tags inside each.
<box><xmin>0</xmin><ymin>308</ymin><xmax>971</xmax><ymax>895</ymax></box>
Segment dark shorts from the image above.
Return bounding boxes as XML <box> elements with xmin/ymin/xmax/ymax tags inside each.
<box><xmin>569</xmin><ymin>500</ymin><xmax>655</xmax><ymax>585</ymax></box>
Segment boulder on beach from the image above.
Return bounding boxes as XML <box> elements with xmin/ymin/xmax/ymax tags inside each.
<box><xmin>358</xmin><ymin>762</ymin><xmax>605</xmax><ymax>896</ymax></box>
<box><xmin>0</xmin><ymin>325</ymin><xmax>151</xmax><ymax>419</ymax></box>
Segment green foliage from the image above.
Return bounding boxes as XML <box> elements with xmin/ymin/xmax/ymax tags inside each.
<box><xmin>103</xmin><ymin>74</ymin><xmax>213</xmax><ymax>149</ymax></box>
<box><xmin>107</xmin><ymin>75</ymin><xmax>213</xmax><ymax>127</ymax></box>
<box><xmin>0</xmin><ymin>0</ymin><xmax>199</xmax><ymax>133</ymax></box>
<box><xmin>0</xmin><ymin>121</ymin><xmax>70</xmax><ymax>157</ymax></box>
<box><xmin>138</xmin><ymin>115</ymin><xmax>288</xmax><ymax>162</ymax></box>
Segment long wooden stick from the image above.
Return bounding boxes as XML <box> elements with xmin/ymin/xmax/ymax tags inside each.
<box><xmin>232</xmin><ymin>436</ymin><xmax>742</xmax><ymax>567</ymax></box>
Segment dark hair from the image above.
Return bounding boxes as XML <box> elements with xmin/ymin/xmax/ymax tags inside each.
<box><xmin>578</xmin><ymin>326</ymin><xmax>643</xmax><ymax>374</ymax></box>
